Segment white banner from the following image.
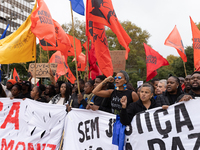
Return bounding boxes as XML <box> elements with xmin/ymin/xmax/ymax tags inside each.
<box><xmin>63</xmin><ymin>109</ymin><xmax>116</xmax><ymax>150</ymax></box>
<box><xmin>0</xmin><ymin>98</ymin><xmax>67</xmax><ymax>150</ymax></box>
<box><xmin>126</xmin><ymin>99</ymin><xmax>200</xmax><ymax>150</ymax></box>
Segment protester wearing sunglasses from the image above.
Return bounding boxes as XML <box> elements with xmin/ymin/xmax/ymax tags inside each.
<box><xmin>92</xmin><ymin>70</ymin><xmax>139</xmax><ymax>115</ymax></box>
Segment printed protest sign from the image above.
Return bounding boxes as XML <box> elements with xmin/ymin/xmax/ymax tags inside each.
<box><xmin>126</xmin><ymin>99</ymin><xmax>200</xmax><ymax>150</ymax></box>
<box><xmin>28</xmin><ymin>63</ymin><xmax>57</xmax><ymax>78</ymax></box>
<box><xmin>64</xmin><ymin>109</ymin><xmax>116</xmax><ymax>150</ymax></box>
<box><xmin>110</xmin><ymin>50</ymin><xmax>126</xmax><ymax>73</ymax></box>
<box><xmin>0</xmin><ymin>98</ymin><xmax>66</xmax><ymax>149</ymax></box>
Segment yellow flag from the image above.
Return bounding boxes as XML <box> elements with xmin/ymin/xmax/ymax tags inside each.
<box><xmin>0</xmin><ymin>1</ymin><xmax>37</xmax><ymax>64</ymax></box>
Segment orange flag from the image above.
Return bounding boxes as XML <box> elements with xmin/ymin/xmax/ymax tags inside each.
<box><xmin>49</xmin><ymin>51</ymin><xmax>76</xmax><ymax>84</ymax></box>
<box><xmin>31</xmin><ymin>0</ymin><xmax>56</xmax><ymax>46</ymax></box>
<box><xmin>40</xmin><ymin>33</ymin><xmax>82</xmax><ymax>58</ymax></box>
<box><xmin>190</xmin><ymin>16</ymin><xmax>200</xmax><ymax>69</ymax></box>
<box><xmin>87</xmin><ymin>0</ymin><xmax>131</xmax><ymax>59</ymax></box>
<box><xmin>89</xmin><ymin>21</ymin><xmax>113</xmax><ymax>77</ymax></box>
<box><xmin>39</xmin><ymin>19</ymin><xmax>71</xmax><ymax>57</ymax></box>
<box><xmin>144</xmin><ymin>43</ymin><xmax>169</xmax><ymax>81</ymax></box>
<box><xmin>72</xmin><ymin>52</ymin><xmax>86</xmax><ymax>71</ymax></box>
<box><xmin>164</xmin><ymin>25</ymin><xmax>187</xmax><ymax>62</ymax></box>
<box><xmin>13</xmin><ymin>68</ymin><xmax>20</xmax><ymax>82</ymax></box>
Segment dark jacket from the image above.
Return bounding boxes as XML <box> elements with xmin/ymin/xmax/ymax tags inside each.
<box><xmin>68</xmin><ymin>90</ymin><xmax>84</xmax><ymax>108</ymax></box>
<box><xmin>156</xmin><ymin>90</ymin><xmax>183</xmax><ymax>106</ymax></box>
<box><xmin>120</xmin><ymin>98</ymin><xmax>160</xmax><ymax>125</ymax></box>
<box><xmin>177</xmin><ymin>90</ymin><xmax>200</xmax><ymax>102</ymax></box>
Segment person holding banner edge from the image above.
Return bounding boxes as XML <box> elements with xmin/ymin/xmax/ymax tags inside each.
<box><xmin>120</xmin><ymin>83</ymin><xmax>163</xmax><ymax>125</ymax></box>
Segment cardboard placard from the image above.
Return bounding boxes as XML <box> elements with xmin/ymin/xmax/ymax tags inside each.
<box><xmin>110</xmin><ymin>50</ymin><xmax>126</xmax><ymax>73</ymax></box>
<box><xmin>28</xmin><ymin>63</ymin><xmax>57</xmax><ymax>78</ymax></box>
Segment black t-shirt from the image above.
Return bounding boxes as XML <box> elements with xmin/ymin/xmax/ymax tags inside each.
<box><xmin>110</xmin><ymin>89</ymin><xmax>133</xmax><ymax>115</ymax></box>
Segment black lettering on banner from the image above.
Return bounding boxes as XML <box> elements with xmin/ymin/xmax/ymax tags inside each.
<box><xmin>171</xmin><ymin>137</ymin><xmax>185</xmax><ymax>150</ymax></box>
<box><xmin>145</xmin><ymin>112</ymin><xmax>153</xmax><ymax>132</ymax></box>
<box><xmin>175</xmin><ymin>103</ymin><xmax>194</xmax><ymax>133</ymax></box>
<box><xmin>147</xmin><ymin>138</ymin><xmax>166</xmax><ymax>150</ymax></box>
<box><xmin>105</xmin><ymin>118</ymin><xmax>115</xmax><ymax>138</ymax></box>
<box><xmin>85</xmin><ymin>120</ymin><xmax>90</xmax><ymax>141</ymax></box>
<box><xmin>154</xmin><ymin>109</ymin><xmax>172</xmax><ymax>138</ymax></box>
<box><xmin>78</xmin><ymin>122</ymin><xmax>85</xmax><ymax>143</ymax></box>
<box><xmin>188</xmin><ymin>133</ymin><xmax>200</xmax><ymax>150</ymax></box>
<box><xmin>136</xmin><ymin>113</ymin><xmax>143</xmax><ymax>134</ymax></box>
<box><xmin>91</xmin><ymin>117</ymin><xmax>100</xmax><ymax>139</ymax></box>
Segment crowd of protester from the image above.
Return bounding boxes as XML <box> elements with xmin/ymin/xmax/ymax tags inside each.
<box><xmin>1</xmin><ymin>71</ymin><xmax>199</xmax><ymax>116</ymax></box>
<box><xmin>1</xmin><ymin>70</ymin><xmax>199</xmax><ymax>147</ymax></box>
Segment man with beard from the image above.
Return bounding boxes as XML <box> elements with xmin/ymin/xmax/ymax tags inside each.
<box><xmin>177</xmin><ymin>72</ymin><xmax>200</xmax><ymax>102</ymax></box>
<box><xmin>183</xmin><ymin>75</ymin><xmax>191</xmax><ymax>93</ymax></box>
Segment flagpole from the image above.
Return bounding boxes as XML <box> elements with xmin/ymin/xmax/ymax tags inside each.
<box><xmin>61</xmin><ymin>55</ymin><xmax>68</xmax><ymax>82</ymax></box>
<box><xmin>70</xmin><ymin>2</ymin><xmax>80</xmax><ymax>94</ymax></box>
<box><xmin>39</xmin><ymin>45</ymin><xmax>42</xmax><ymax>84</ymax></box>
<box><xmin>34</xmin><ymin>45</ymin><xmax>37</xmax><ymax>86</ymax></box>
<box><xmin>45</xmin><ymin>41</ymin><xmax>51</xmax><ymax>79</ymax></box>
<box><xmin>183</xmin><ymin>61</ymin><xmax>187</xmax><ymax>77</ymax></box>
<box><xmin>86</xmin><ymin>37</ymin><xmax>89</xmax><ymax>81</ymax></box>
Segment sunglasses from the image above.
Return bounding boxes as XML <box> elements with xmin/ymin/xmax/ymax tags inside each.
<box><xmin>114</xmin><ymin>76</ymin><xmax>122</xmax><ymax>80</ymax></box>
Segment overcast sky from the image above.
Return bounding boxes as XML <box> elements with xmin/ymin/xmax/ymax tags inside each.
<box><xmin>43</xmin><ymin>0</ymin><xmax>200</xmax><ymax>58</ymax></box>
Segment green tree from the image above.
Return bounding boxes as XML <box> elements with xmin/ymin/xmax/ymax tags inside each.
<box><xmin>171</xmin><ymin>46</ymin><xmax>194</xmax><ymax>77</ymax></box>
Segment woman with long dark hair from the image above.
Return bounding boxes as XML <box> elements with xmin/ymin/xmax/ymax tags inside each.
<box><xmin>49</xmin><ymin>83</ymin><xmax>70</xmax><ymax>105</ymax></box>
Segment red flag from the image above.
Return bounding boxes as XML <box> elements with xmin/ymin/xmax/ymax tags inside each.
<box><xmin>87</xmin><ymin>0</ymin><xmax>131</xmax><ymax>59</ymax></box>
<box><xmin>40</xmin><ymin>33</ymin><xmax>81</xmax><ymax>58</ymax></box>
<box><xmin>40</xmin><ymin>20</ymin><xmax>71</xmax><ymax>57</ymax></box>
<box><xmin>190</xmin><ymin>16</ymin><xmax>200</xmax><ymax>69</ymax></box>
<box><xmin>31</xmin><ymin>0</ymin><xmax>56</xmax><ymax>46</ymax></box>
<box><xmin>88</xmin><ymin>22</ymin><xmax>113</xmax><ymax>77</ymax></box>
<box><xmin>49</xmin><ymin>51</ymin><xmax>76</xmax><ymax>84</ymax></box>
<box><xmin>164</xmin><ymin>25</ymin><xmax>187</xmax><ymax>62</ymax></box>
<box><xmin>144</xmin><ymin>43</ymin><xmax>169</xmax><ymax>81</ymax></box>
<box><xmin>72</xmin><ymin>52</ymin><xmax>86</xmax><ymax>71</ymax></box>
<box><xmin>181</xmin><ymin>83</ymin><xmax>185</xmax><ymax>91</ymax></box>
<box><xmin>90</xmin><ymin>64</ymin><xmax>102</xmax><ymax>80</ymax></box>
<box><xmin>13</xmin><ymin>68</ymin><xmax>20</xmax><ymax>82</ymax></box>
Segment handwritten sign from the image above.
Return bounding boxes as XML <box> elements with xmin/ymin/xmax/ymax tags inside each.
<box><xmin>28</xmin><ymin>63</ymin><xmax>57</xmax><ymax>78</ymax></box>
<box><xmin>110</xmin><ymin>50</ymin><xmax>126</xmax><ymax>73</ymax></box>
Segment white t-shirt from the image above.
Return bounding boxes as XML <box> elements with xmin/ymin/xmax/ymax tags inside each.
<box><xmin>57</xmin><ymin>97</ymin><xmax>65</xmax><ymax>105</ymax></box>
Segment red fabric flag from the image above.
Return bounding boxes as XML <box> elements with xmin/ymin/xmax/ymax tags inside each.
<box><xmin>144</xmin><ymin>43</ymin><xmax>169</xmax><ymax>82</ymax></box>
<box><xmin>90</xmin><ymin>64</ymin><xmax>102</xmax><ymax>80</ymax></box>
<box><xmin>181</xmin><ymin>83</ymin><xmax>185</xmax><ymax>91</ymax></box>
<box><xmin>72</xmin><ymin>52</ymin><xmax>86</xmax><ymax>71</ymax></box>
<box><xmin>13</xmin><ymin>68</ymin><xmax>20</xmax><ymax>82</ymax></box>
<box><xmin>31</xmin><ymin>0</ymin><xmax>56</xmax><ymax>46</ymax></box>
<box><xmin>49</xmin><ymin>51</ymin><xmax>76</xmax><ymax>84</ymax></box>
<box><xmin>40</xmin><ymin>33</ymin><xmax>81</xmax><ymax>58</ymax></box>
<box><xmin>89</xmin><ymin>22</ymin><xmax>113</xmax><ymax>77</ymax></box>
<box><xmin>164</xmin><ymin>25</ymin><xmax>187</xmax><ymax>62</ymax></box>
<box><xmin>39</xmin><ymin>20</ymin><xmax>71</xmax><ymax>57</ymax></box>
<box><xmin>87</xmin><ymin>0</ymin><xmax>131</xmax><ymax>59</ymax></box>
<box><xmin>190</xmin><ymin>16</ymin><xmax>200</xmax><ymax>69</ymax></box>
